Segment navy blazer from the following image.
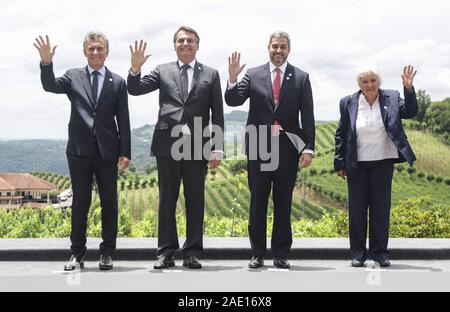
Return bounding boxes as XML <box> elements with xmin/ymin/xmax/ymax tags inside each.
<box><xmin>40</xmin><ymin>63</ymin><xmax>131</xmax><ymax>162</ymax></box>
<box><xmin>225</xmin><ymin>62</ymin><xmax>315</xmax><ymax>153</ymax></box>
<box><xmin>334</xmin><ymin>88</ymin><xmax>418</xmax><ymax>179</ymax></box>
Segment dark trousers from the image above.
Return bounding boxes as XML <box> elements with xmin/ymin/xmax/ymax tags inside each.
<box><xmin>247</xmin><ymin>133</ymin><xmax>299</xmax><ymax>258</ymax></box>
<box><xmin>347</xmin><ymin>159</ymin><xmax>394</xmax><ymax>262</ymax></box>
<box><xmin>67</xmin><ymin>146</ymin><xmax>118</xmax><ymax>257</ymax></box>
<box><xmin>156</xmin><ymin>157</ymin><xmax>208</xmax><ymax>258</ymax></box>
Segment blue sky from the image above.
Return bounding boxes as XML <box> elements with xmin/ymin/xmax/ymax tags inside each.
<box><xmin>1</xmin><ymin>0</ymin><xmax>449</xmax><ymax>138</ymax></box>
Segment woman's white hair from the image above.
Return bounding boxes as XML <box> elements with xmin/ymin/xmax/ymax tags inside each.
<box><xmin>355</xmin><ymin>66</ymin><xmax>382</xmax><ymax>86</ymax></box>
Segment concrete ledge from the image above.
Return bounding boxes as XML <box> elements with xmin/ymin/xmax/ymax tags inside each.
<box><xmin>0</xmin><ymin>238</ymin><xmax>449</xmax><ymax>261</ymax></box>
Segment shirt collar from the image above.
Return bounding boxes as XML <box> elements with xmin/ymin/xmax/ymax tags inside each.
<box><xmin>178</xmin><ymin>59</ymin><xmax>197</xmax><ymax>69</ymax></box>
<box><xmin>269</xmin><ymin>61</ymin><xmax>288</xmax><ymax>74</ymax></box>
<box><xmin>87</xmin><ymin>65</ymin><xmax>106</xmax><ymax>76</ymax></box>
<box><xmin>359</xmin><ymin>92</ymin><xmax>380</xmax><ymax>108</ymax></box>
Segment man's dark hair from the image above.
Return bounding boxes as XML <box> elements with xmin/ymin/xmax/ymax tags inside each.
<box><xmin>173</xmin><ymin>26</ymin><xmax>200</xmax><ymax>44</ymax></box>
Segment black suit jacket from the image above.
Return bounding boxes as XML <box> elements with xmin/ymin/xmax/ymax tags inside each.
<box><xmin>40</xmin><ymin>63</ymin><xmax>131</xmax><ymax>162</ymax></box>
<box><xmin>334</xmin><ymin>88</ymin><xmax>418</xmax><ymax>179</ymax></box>
<box><xmin>127</xmin><ymin>61</ymin><xmax>224</xmax><ymax>159</ymax></box>
<box><xmin>224</xmin><ymin>62</ymin><xmax>315</xmax><ymax>154</ymax></box>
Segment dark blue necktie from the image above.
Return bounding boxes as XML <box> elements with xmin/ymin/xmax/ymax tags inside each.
<box><xmin>91</xmin><ymin>70</ymin><xmax>100</xmax><ymax>107</ymax></box>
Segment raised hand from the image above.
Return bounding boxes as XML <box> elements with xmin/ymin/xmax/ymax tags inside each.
<box><xmin>228</xmin><ymin>52</ymin><xmax>246</xmax><ymax>83</ymax></box>
<box><xmin>130</xmin><ymin>40</ymin><xmax>151</xmax><ymax>74</ymax></box>
<box><xmin>401</xmin><ymin>65</ymin><xmax>417</xmax><ymax>91</ymax></box>
<box><xmin>33</xmin><ymin>35</ymin><xmax>57</xmax><ymax>65</ymax></box>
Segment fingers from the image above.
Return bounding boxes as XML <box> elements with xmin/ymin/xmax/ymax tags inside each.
<box><xmin>131</xmin><ymin>40</ymin><xmax>149</xmax><ymax>54</ymax></box>
<box><xmin>299</xmin><ymin>154</ymin><xmax>312</xmax><ymax>169</ymax></box>
<box><xmin>208</xmin><ymin>159</ymin><xmax>221</xmax><ymax>169</ymax></box>
<box><xmin>403</xmin><ymin>65</ymin><xmax>417</xmax><ymax>77</ymax></box>
<box><xmin>229</xmin><ymin>51</ymin><xmax>241</xmax><ymax>65</ymax></box>
<box><xmin>34</xmin><ymin>35</ymin><xmax>53</xmax><ymax>49</ymax></box>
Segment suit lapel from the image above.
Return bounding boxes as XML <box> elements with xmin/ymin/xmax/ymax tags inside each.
<box><xmin>81</xmin><ymin>67</ymin><xmax>95</xmax><ymax>108</ymax></box>
<box><xmin>96</xmin><ymin>68</ymin><xmax>112</xmax><ymax>109</ymax></box>
<box><xmin>170</xmin><ymin>62</ymin><xmax>184</xmax><ymax>103</ymax></box>
<box><xmin>349</xmin><ymin>91</ymin><xmax>360</xmax><ymax>134</ymax></box>
<box><xmin>275</xmin><ymin>63</ymin><xmax>293</xmax><ymax>112</ymax></box>
<box><xmin>378</xmin><ymin>89</ymin><xmax>390</xmax><ymax>124</ymax></box>
<box><xmin>186</xmin><ymin>61</ymin><xmax>202</xmax><ymax>102</ymax></box>
<box><xmin>262</xmin><ymin>63</ymin><xmax>275</xmax><ymax>112</ymax></box>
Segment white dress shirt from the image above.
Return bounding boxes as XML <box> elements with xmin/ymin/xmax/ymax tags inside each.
<box><xmin>356</xmin><ymin>94</ymin><xmax>399</xmax><ymax>161</ymax></box>
<box><xmin>87</xmin><ymin>65</ymin><xmax>106</xmax><ymax>102</ymax></box>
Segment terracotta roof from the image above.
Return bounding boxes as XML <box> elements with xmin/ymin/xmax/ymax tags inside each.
<box><xmin>0</xmin><ymin>177</ymin><xmax>15</xmax><ymax>191</ymax></box>
<box><xmin>0</xmin><ymin>173</ymin><xmax>56</xmax><ymax>191</ymax></box>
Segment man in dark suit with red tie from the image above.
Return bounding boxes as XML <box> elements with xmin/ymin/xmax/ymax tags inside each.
<box><xmin>34</xmin><ymin>32</ymin><xmax>131</xmax><ymax>271</ymax></box>
<box><xmin>225</xmin><ymin>31</ymin><xmax>315</xmax><ymax>269</ymax></box>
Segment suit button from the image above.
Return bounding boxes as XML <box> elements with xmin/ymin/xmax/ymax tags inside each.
<box><xmin>93</xmin><ymin>112</ymin><xmax>97</xmax><ymax>117</ymax></box>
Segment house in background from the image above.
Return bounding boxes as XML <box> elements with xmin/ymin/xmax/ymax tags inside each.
<box><xmin>0</xmin><ymin>173</ymin><xmax>57</xmax><ymax>209</ymax></box>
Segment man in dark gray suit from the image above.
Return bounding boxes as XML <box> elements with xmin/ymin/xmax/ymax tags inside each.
<box><xmin>127</xmin><ymin>26</ymin><xmax>224</xmax><ymax>269</ymax></box>
<box><xmin>34</xmin><ymin>32</ymin><xmax>131</xmax><ymax>271</ymax></box>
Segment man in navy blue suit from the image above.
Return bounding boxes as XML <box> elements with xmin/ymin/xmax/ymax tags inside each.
<box><xmin>35</xmin><ymin>32</ymin><xmax>131</xmax><ymax>271</ymax></box>
<box><xmin>225</xmin><ymin>32</ymin><xmax>315</xmax><ymax>269</ymax></box>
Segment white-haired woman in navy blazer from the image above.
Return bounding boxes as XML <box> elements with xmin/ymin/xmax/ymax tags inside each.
<box><xmin>334</xmin><ymin>65</ymin><xmax>418</xmax><ymax>267</ymax></box>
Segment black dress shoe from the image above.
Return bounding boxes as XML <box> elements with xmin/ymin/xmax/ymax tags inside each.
<box><xmin>248</xmin><ymin>257</ymin><xmax>264</xmax><ymax>269</ymax></box>
<box><xmin>375</xmin><ymin>259</ymin><xmax>391</xmax><ymax>267</ymax></box>
<box><xmin>183</xmin><ymin>256</ymin><xmax>202</xmax><ymax>269</ymax></box>
<box><xmin>273</xmin><ymin>258</ymin><xmax>290</xmax><ymax>269</ymax></box>
<box><xmin>351</xmin><ymin>259</ymin><xmax>366</xmax><ymax>267</ymax></box>
<box><xmin>64</xmin><ymin>255</ymin><xmax>84</xmax><ymax>271</ymax></box>
<box><xmin>99</xmin><ymin>255</ymin><xmax>113</xmax><ymax>270</ymax></box>
<box><xmin>154</xmin><ymin>256</ymin><xmax>175</xmax><ymax>269</ymax></box>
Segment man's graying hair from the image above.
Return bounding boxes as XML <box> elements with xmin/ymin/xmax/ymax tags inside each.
<box><xmin>268</xmin><ymin>31</ymin><xmax>291</xmax><ymax>49</ymax></box>
<box><xmin>83</xmin><ymin>31</ymin><xmax>109</xmax><ymax>52</ymax></box>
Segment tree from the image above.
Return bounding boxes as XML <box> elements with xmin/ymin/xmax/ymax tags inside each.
<box><xmin>144</xmin><ymin>164</ymin><xmax>156</xmax><ymax>175</ymax></box>
<box><xmin>425</xmin><ymin>98</ymin><xmax>450</xmax><ymax>134</ymax></box>
<box><xmin>128</xmin><ymin>163</ymin><xmax>136</xmax><ymax>173</ymax></box>
<box><xmin>229</xmin><ymin>159</ymin><xmax>247</xmax><ymax>175</ymax></box>
<box><xmin>415</xmin><ymin>90</ymin><xmax>431</xmax><ymax>123</ymax></box>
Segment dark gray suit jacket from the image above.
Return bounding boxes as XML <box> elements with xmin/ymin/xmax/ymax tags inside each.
<box><xmin>127</xmin><ymin>61</ymin><xmax>224</xmax><ymax>160</ymax></box>
<box><xmin>40</xmin><ymin>63</ymin><xmax>131</xmax><ymax>162</ymax></box>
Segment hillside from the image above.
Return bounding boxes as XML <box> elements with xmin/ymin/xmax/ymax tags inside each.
<box><xmin>32</xmin><ymin>121</ymin><xmax>450</xmax><ymax>226</ymax></box>
<box><xmin>0</xmin><ymin>111</ymin><xmax>251</xmax><ymax>175</ymax></box>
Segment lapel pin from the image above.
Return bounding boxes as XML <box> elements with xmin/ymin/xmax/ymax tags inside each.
<box><xmin>286</xmin><ymin>77</ymin><xmax>290</xmax><ymax>80</ymax></box>
<box><xmin>109</xmin><ymin>78</ymin><xmax>113</xmax><ymax>82</ymax></box>
<box><xmin>289</xmin><ymin>73</ymin><xmax>292</xmax><ymax>76</ymax></box>
<box><xmin>384</xmin><ymin>106</ymin><xmax>387</xmax><ymax>109</ymax></box>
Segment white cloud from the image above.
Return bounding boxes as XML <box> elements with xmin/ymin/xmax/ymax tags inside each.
<box><xmin>1</xmin><ymin>0</ymin><xmax>450</xmax><ymax>138</ymax></box>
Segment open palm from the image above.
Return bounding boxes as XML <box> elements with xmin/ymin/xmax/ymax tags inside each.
<box><xmin>33</xmin><ymin>35</ymin><xmax>57</xmax><ymax>64</ymax></box>
<box><xmin>401</xmin><ymin>65</ymin><xmax>417</xmax><ymax>91</ymax></box>
<box><xmin>228</xmin><ymin>52</ymin><xmax>246</xmax><ymax>82</ymax></box>
<box><xmin>130</xmin><ymin>40</ymin><xmax>151</xmax><ymax>74</ymax></box>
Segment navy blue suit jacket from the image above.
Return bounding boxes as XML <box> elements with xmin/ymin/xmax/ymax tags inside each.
<box><xmin>225</xmin><ymin>62</ymin><xmax>315</xmax><ymax>154</ymax></box>
<box><xmin>334</xmin><ymin>88</ymin><xmax>418</xmax><ymax>179</ymax></box>
<box><xmin>40</xmin><ymin>63</ymin><xmax>131</xmax><ymax>162</ymax></box>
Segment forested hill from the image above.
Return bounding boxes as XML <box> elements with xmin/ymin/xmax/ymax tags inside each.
<box><xmin>0</xmin><ymin>111</ymin><xmax>251</xmax><ymax>175</ymax></box>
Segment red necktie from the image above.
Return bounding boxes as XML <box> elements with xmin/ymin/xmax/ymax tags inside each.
<box><xmin>272</xmin><ymin>68</ymin><xmax>281</xmax><ymax>136</ymax></box>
